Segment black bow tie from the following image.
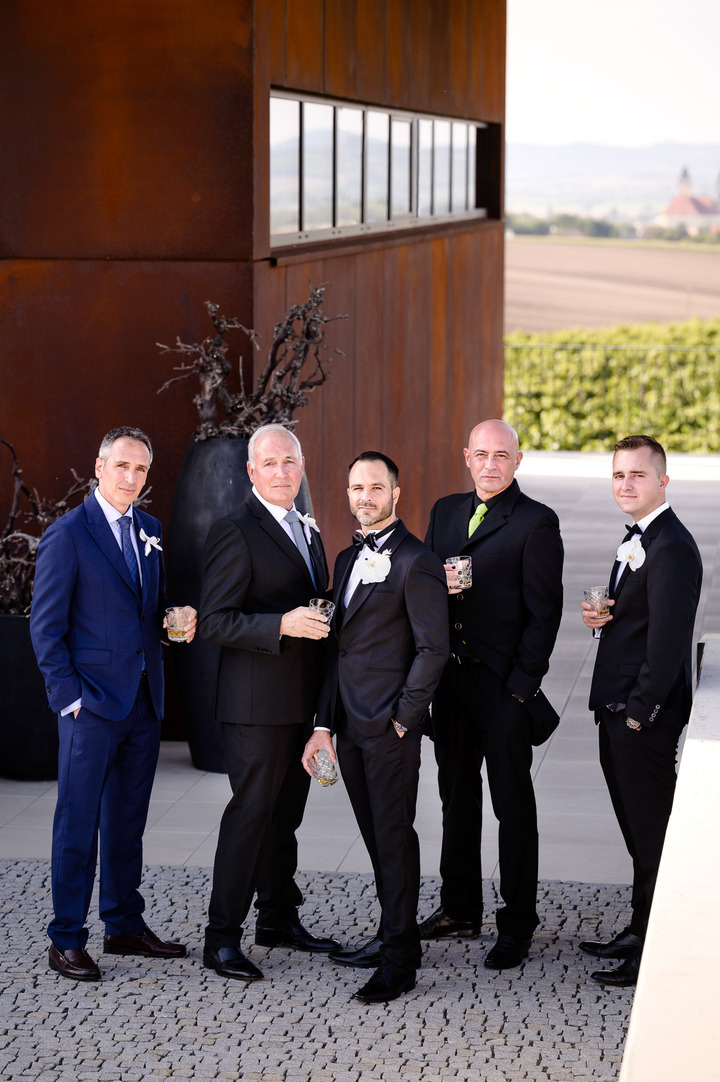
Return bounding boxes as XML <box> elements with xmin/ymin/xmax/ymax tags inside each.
<box><xmin>621</xmin><ymin>523</ymin><xmax>643</xmax><ymax>544</ymax></box>
<box><xmin>352</xmin><ymin>531</ymin><xmax>377</xmax><ymax>551</ymax></box>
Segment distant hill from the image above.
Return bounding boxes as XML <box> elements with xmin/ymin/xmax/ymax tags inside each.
<box><xmin>506</xmin><ymin>143</ymin><xmax>720</xmax><ymax>221</ymax></box>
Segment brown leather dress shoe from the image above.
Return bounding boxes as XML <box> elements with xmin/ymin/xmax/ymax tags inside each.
<box><xmin>417</xmin><ymin>906</ymin><xmax>481</xmax><ymax>939</ymax></box>
<box><xmin>48</xmin><ymin>944</ymin><xmax>101</xmax><ymax>981</ymax></box>
<box><xmin>103</xmin><ymin>925</ymin><xmax>186</xmax><ymax>958</ymax></box>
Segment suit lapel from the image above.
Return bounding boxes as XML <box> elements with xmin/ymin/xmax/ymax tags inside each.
<box><xmin>134</xmin><ymin>508</ymin><xmax>159</xmax><ymax>607</ymax></box>
<box><xmin>307</xmin><ymin>527</ymin><xmax>328</xmax><ymax>593</ymax></box>
<box><xmin>341</xmin><ymin>522</ymin><xmax>408</xmax><ymax>628</ymax></box>
<box><xmin>462</xmin><ymin>481</ymin><xmax>519</xmax><ymax>551</ymax></box>
<box><xmin>84</xmin><ymin>493</ymin><xmax>139</xmax><ymax>595</ymax></box>
<box><xmin>250</xmin><ymin>495</ymin><xmax>315</xmax><ymax>585</ymax></box>
<box><xmin>612</xmin><ymin>508</ymin><xmax>672</xmax><ymax>598</ymax></box>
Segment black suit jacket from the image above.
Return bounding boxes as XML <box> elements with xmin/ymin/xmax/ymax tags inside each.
<box><xmin>589</xmin><ymin>507</ymin><xmax>702</xmax><ymax>728</ymax></box>
<box><xmin>425</xmin><ymin>479</ymin><xmax>564</xmax><ymax>699</ymax></box>
<box><xmin>198</xmin><ymin>493</ymin><xmax>328</xmax><ymax>726</ymax></box>
<box><xmin>316</xmin><ymin>522</ymin><xmax>450</xmax><ymax>736</ymax></box>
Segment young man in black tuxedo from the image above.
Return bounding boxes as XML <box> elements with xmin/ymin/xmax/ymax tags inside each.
<box><xmin>418</xmin><ymin>420</ymin><xmax>564</xmax><ymax>971</ymax></box>
<box><xmin>302</xmin><ymin>452</ymin><xmax>449</xmax><ymax>1003</ymax></box>
<box><xmin>199</xmin><ymin>424</ymin><xmax>339</xmax><ymax>982</ymax></box>
<box><xmin>579</xmin><ymin>434</ymin><xmax>702</xmax><ymax>987</ymax></box>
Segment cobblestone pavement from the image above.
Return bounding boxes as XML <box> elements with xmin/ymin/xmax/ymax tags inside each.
<box><xmin>0</xmin><ymin>861</ymin><xmax>633</xmax><ymax>1082</ymax></box>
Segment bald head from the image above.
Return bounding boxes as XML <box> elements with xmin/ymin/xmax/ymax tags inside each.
<box><xmin>464</xmin><ymin>419</ymin><xmax>522</xmax><ymax>501</ymax></box>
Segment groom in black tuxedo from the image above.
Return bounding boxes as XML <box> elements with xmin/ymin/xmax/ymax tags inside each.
<box><xmin>418</xmin><ymin>420</ymin><xmax>564</xmax><ymax>970</ymax></box>
<box><xmin>579</xmin><ymin>434</ymin><xmax>702</xmax><ymax>987</ymax></box>
<box><xmin>302</xmin><ymin>452</ymin><xmax>449</xmax><ymax>1002</ymax></box>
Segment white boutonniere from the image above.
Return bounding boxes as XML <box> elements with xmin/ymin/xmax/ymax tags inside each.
<box><xmin>139</xmin><ymin>527</ymin><xmax>163</xmax><ymax>557</ymax></box>
<box><xmin>359</xmin><ymin>548</ymin><xmax>392</xmax><ymax>584</ymax></box>
<box><xmin>297</xmin><ymin>511</ymin><xmax>320</xmax><ymax>532</ymax></box>
<box><xmin>616</xmin><ymin>535</ymin><xmax>645</xmax><ymax>571</ymax></box>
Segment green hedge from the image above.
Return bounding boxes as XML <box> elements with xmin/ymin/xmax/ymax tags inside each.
<box><xmin>504</xmin><ymin>318</ymin><xmax>720</xmax><ymax>452</ymax></box>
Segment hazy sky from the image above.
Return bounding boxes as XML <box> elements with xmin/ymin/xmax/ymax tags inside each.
<box><xmin>506</xmin><ymin>0</ymin><xmax>720</xmax><ymax>147</ymax></box>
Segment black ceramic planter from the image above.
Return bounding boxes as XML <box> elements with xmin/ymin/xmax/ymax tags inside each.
<box><xmin>166</xmin><ymin>436</ymin><xmax>313</xmax><ymax>772</ymax></box>
<box><xmin>0</xmin><ymin>615</ymin><xmax>59</xmax><ymax>780</ymax></box>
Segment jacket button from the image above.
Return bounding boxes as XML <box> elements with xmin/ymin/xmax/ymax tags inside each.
<box><xmin>136</xmin><ymin>648</ymin><xmax>142</xmax><ymax>654</ymax></box>
<box><xmin>454</xmin><ymin>622</ymin><xmax>462</xmax><ymax>630</ymax></box>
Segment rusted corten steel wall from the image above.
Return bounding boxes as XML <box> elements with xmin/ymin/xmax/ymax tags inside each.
<box><xmin>1</xmin><ymin>1</ymin><xmax>506</xmax><ymax>733</ymax></box>
<box><xmin>253</xmin><ymin>0</ymin><xmax>506</xmax><ymax>560</ymax></box>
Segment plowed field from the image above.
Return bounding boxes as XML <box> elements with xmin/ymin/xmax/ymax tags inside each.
<box><xmin>505</xmin><ymin>237</ymin><xmax>720</xmax><ymax>333</ymax></box>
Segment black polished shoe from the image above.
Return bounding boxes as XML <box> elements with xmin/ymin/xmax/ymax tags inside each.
<box><xmin>329</xmin><ymin>935</ymin><xmax>383</xmax><ymax>969</ymax></box>
<box><xmin>49</xmin><ymin>944</ymin><xmax>101</xmax><ymax>981</ymax></box>
<box><xmin>579</xmin><ymin>927</ymin><xmax>644</xmax><ymax>959</ymax></box>
<box><xmin>255</xmin><ymin>918</ymin><xmax>339</xmax><ymax>953</ymax></box>
<box><xmin>203</xmin><ymin>945</ymin><xmax>263</xmax><ymax>981</ymax></box>
<box><xmin>104</xmin><ymin>924</ymin><xmax>186</xmax><ymax>958</ymax></box>
<box><xmin>590</xmin><ymin>952</ymin><xmax>641</xmax><ymax>987</ymax></box>
<box><xmin>353</xmin><ymin>963</ymin><xmax>416</xmax><ymax>1003</ymax></box>
<box><xmin>418</xmin><ymin>905</ymin><xmax>481</xmax><ymax>940</ymax></box>
<box><xmin>484</xmin><ymin>933</ymin><xmax>532</xmax><ymax>970</ymax></box>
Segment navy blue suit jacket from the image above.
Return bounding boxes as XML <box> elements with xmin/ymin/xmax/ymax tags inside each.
<box><xmin>30</xmin><ymin>492</ymin><xmax>167</xmax><ymax>721</ymax></box>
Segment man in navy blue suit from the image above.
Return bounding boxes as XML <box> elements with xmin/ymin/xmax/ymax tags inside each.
<box><xmin>31</xmin><ymin>426</ymin><xmax>197</xmax><ymax>981</ymax></box>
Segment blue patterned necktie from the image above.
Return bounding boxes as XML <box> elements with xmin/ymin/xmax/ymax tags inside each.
<box><xmin>119</xmin><ymin>515</ymin><xmax>140</xmax><ymax>592</ymax></box>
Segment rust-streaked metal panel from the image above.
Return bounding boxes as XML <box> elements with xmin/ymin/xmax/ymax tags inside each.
<box><xmin>0</xmin><ymin>0</ymin><xmax>254</xmax><ymax>260</ymax></box>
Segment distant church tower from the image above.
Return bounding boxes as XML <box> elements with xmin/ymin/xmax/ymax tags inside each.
<box><xmin>678</xmin><ymin>167</ymin><xmax>692</xmax><ymax>197</ymax></box>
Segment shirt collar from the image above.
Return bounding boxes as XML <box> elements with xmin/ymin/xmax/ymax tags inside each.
<box><xmin>634</xmin><ymin>501</ymin><xmax>670</xmax><ymax>533</ymax></box>
<box><xmin>94</xmin><ymin>487</ymin><xmax>134</xmax><ymax>526</ymax></box>
<box><xmin>252</xmin><ymin>484</ymin><xmax>297</xmax><ymax>524</ymax></box>
<box><xmin>363</xmin><ymin>519</ymin><xmax>399</xmax><ymax>549</ymax></box>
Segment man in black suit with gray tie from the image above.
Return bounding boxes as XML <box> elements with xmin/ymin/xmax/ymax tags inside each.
<box><xmin>579</xmin><ymin>434</ymin><xmax>702</xmax><ymax>987</ymax></box>
<box><xmin>199</xmin><ymin>423</ymin><xmax>339</xmax><ymax>982</ymax></box>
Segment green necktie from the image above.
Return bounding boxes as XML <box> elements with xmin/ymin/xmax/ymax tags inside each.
<box><xmin>468</xmin><ymin>502</ymin><xmax>488</xmax><ymax>538</ymax></box>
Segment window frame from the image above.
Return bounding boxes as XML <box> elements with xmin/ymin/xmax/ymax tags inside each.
<box><xmin>270</xmin><ymin>89</ymin><xmax>488</xmax><ymax>247</ymax></box>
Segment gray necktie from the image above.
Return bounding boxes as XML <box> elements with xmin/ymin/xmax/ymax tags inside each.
<box><xmin>119</xmin><ymin>515</ymin><xmax>140</xmax><ymax>592</ymax></box>
<box><xmin>284</xmin><ymin>509</ymin><xmax>316</xmax><ymax>587</ymax></box>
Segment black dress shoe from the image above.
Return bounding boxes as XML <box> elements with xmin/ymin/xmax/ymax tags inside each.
<box><xmin>354</xmin><ymin>963</ymin><xmax>416</xmax><ymax>1003</ymax></box>
<box><xmin>203</xmin><ymin>946</ymin><xmax>263</xmax><ymax>981</ymax></box>
<box><xmin>104</xmin><ymin>924</ymin><xmax>187</xmax><ymax>958</ymax></box>
<box><xmin>48</xmin><ymin>944</ymin><xmax>101</xmax><ymax>981</ymax></box>
<box><xmin>590</xmin><ymin>952</ymin><xmax>641</xmax><ymax>987</ymax></box>
<box><xmin>579</xmin><ymin>927</ymin><xmax>644</xmax><ymax>959</ymax></box>
<box><xmin>484</xmin><ymin>934</ymin><xmax>532</xmax><ymax>970</ymax></box>
<box><xmin>417</xmin><ymin>905</ymin><xmax>481</xmax><ymax>939</ymax></box>
<box><xmin>329</xmin><ymin>935</ymin><xmax>383</xmax><ymax>969</ymax></box>
<box><xmin>255</xmin><ymin>918</ymin><xmax>339</xmax><ymax>953</ymax></box>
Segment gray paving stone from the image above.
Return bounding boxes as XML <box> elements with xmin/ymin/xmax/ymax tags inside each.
<box><xmin>0</xmin><ymin>859</ymin><xmax>633</xmax><ymax>1081</ymax></box>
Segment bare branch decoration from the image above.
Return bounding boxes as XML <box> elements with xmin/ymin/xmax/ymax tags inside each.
<box><xmin>157</xmin><ymin>284</ymin><xmax>347</xmax><ymax>440</ymax></box>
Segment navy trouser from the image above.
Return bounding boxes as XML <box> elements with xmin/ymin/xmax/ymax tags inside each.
<box><xmin>49</xmin><ymin>679</ymin><xmax>160</xmax><ymax>950</ymax></box>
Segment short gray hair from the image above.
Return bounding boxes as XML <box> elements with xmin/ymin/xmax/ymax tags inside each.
<box><xmin>98</xmin><ymin>427</ymin><xmax>153</xmax><ymax>464</ymax></box>
<box><xmin>248</xmin><ymin>424</ymin><xmax>302</xmax><ymax>466</ymax></box>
